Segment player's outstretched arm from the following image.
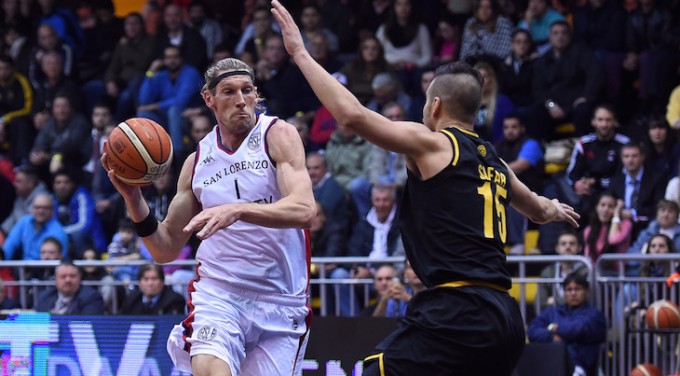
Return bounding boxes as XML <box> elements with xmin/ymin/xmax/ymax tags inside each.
<box><xmin>271</xmin><ymin>0</ymin><xmax>437</xmax><ymax>158</ymax></box>
<box><xmin>183</xmin><ymin>120</ymin><xmax>316</xmax><ymax>240</ymax></box>
<box><xmin>507</xmin><ymin>166</ymin><xmax>580</xmax><ymax>227</ymax></box>
<box><xmin>102</xmin><ymin>148</ymin><xmax>200</xmax><ymax>263</ymax></box>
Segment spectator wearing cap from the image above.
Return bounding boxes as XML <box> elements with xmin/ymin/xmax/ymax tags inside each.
<box><xmin>366</xmin><ymin>72</ymin><xmax>411</xmax><ymax>116</ymax></box>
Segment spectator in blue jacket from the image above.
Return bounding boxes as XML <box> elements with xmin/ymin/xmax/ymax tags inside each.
<box><xmin>52</xmin><ymin>169</ymin><xmax>107</xmax><ymax>258</ymax></box>
<box><xmin>137</xmin><ymin>45</ymin><xmax>203</xmax><ymax>161</ymax></box>
<box><xmin>528</xmin><ymin>273</ymin><xmax>606</xmax><ymax>376</ymax></box>
<box><xmin>0</xmin><ymin>193</ymin><xmax>69</xmax><ymax>261</ymax></box>
<box><xmin>626</xmin><ymin>200</ymin><xmax>680</xmax><ymax>276</ymax></box>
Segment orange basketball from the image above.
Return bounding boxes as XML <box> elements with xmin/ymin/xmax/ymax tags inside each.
<box><xmin>646</xmin><ymin>300</ymin><xmax>680</xmax><ymax>329</ymax></box>
<box><xmin>105</xmin><ymin>117</ymin><xmax>173</xmax><ymax>186</ymax></box>
<box><xmin>630</xmin><ymin>363</ymin><xmax>662</xmax><ymax>376</ymax></box>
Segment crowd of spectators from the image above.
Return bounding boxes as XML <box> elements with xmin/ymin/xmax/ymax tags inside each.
<box><xmin>1</xmin><ymin>0</ymin><xmax>680</xmax><ymax>330</ymax></box>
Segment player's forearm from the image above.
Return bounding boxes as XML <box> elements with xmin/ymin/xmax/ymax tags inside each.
<box><xmin>528</xmin><ymin>194</ymin><xmax>559</xmax><ymax>224</ymax></box>
<box><xmin>236</xmin><ymin>196</ymin><xmax>315</xmax><ymax>229</ymax></box>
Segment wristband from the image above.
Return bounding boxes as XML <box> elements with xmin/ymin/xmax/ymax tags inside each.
<box><xmin>145</xmin><ymin>70</ymin><xmax>155</xmax><ymax>78</ymax></box>
<box><xmin>547</xmin><ymin>323</ymin><xmax>557</xmax><ymax>333</ymax></box>
<box><xmin>133</xmin><ymin>210</ymin><xmax>158</xmax><ymax>237</ymax></box>
<box><xmin>612</xmin><ymin>217</ymin><xmax>621</xmax><ymax>224</ymax></box>
<box><xmin>52</xmin><ymin>153</ymin><xmax>63</xmax><ymax>161</ymax></box>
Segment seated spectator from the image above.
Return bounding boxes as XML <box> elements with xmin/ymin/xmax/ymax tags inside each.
<box><xmin>626</xmin><ymin>200</ymin><xmax>680</xmax><ymax>276</ymax></box>
<box><xmin>237</xmin><ymin>6</ymin><xmax>280</xmax><ymax>68</ymax></box>
<box><xmin>584</xmin><ymin>192</ymin><xmax>632</xmax><ymax>274</ymax></box>
<box><xmin>530</xmin><ymin>21</ymin><xmax>603</xmax><ymax>139</ymax></box>
<box><xmin>152</xmin><ymin>4</ymin><xmax>207</xmax><ymax>71</ymax></box>
<box><xmin>80</xmin><ymin>247</ymin><xmax>124</xmax><ymax>314</ymax></box>
<box><xmin>254</xmin><ymin>34</ymin><xmax>318</xmax><ymax>120</ymax></box>
<box><xmin>0</xmin><ymin>54</ymin><xmax>33</xmax><ymax>166</ymax></box>
<box><xmin>35</xmin><ymin>261</ymin><xmax>104</xmax><ymax>315</ymax></box>
<box><xmin>623</xmin><ymin>0</ymin><xmax>675</xmax><ymax>113</ymax></box>
<box><xmin>120</xmin><ymin>263</ymin><xmax>186</xmax><ymax>315</ymax></box>
<box><xmin>608</xmin><ymin>142</ymin><xmax>666</xmax><ymax>238</ymax></box>
<box><xmin>361</xmin><ymin>264</ymin><xmax>398</xmax><ymax>317</ymax></box>
<box><xmin>107</xmin><ymin>218</ymin><xmax>143</xmax><ymax>283</ymax></box>
<box><xmin>0</xmin><ymin>279</ymin><xmax>20</xmax><ymax>310</ymax></box>
<box><xmin>30</xmin><ymin>236</ymin><xmax>63</xmax><ymax>280</ymax></box>
<box><xmin>28</xmin><ymin>24</ymin><xmax>75</xmax><ymax>86</ymax></box>
<box><xmin>528</xmin><ymin>273</ymin><xmax>607</xmax><ymax>376</ymax></box>
<box><xmin>473</xmin><ymin>60</ymin><xmax>515</xmax><ymax>142</ymax></box>
<box><xmin>495</xmin><ymin>114</ymin><xmax>544</xmax><ymax>252</ymax></box>
<box><xmin>642</xmin><ymin>115</ymin><xmax>680</xmax><ymax>181</ymax></box>
<box><xmin>103</xmin><ymin>12</ymin><xmax>156</xmax><ymax>122</ymax></box>
<box><xmin>618</xmin><ymin>234</ymin><xmax>677</xmax><ymax>318</ymax></box>
<box><xmin>366</xmin><ymin>72</ymin><xmax>411</xmax><ymax>117</ymax></box>
<box><xmin>31</xmin><ymin>49</ymin><xmax>83</xmax><ymax>127</ymax></box>
<box><xmin>0</xmin><ymin>193</ymin><xmax>68</xmax><ymax>261</ymax></box>
<box><xmin>373</xmin><ymin>260</ymin><xmax>425</xmax><ymax>318</ymax></box>
<box><xmin>375</xmin><ymin>0</ymin><xmax>432</xmax><ymax>94</ymax></box>
<box><xmin>518</xmin><ymin>0</ymin><xmax>565</xmax><ymax>53</ymax></box>
<box><xmin>187</xmin><ymin>1</ymin><xmax>223</xmax><ymax>60</ymax></box>
<box><xmin>137</xmin><ymin>45</ymin><xmax>203</xmax><ymax>161</ymax></box>
<box><xmin>325</xmin><ymin>122</ymin><xmax>372</xmax><ymax>216</ymax></box>
<box><xmin>306</xmin><ymin>152</ymin><xmax>349</xmax><ymax>233</ymax></box>
<box><xmin>459</xmin><ymin>0</ymin><xmax>513</xmax><ymax>62</ymax></box>
<box><xmin>540</xmin><ymin>231</ymin><xmax>588</xmax><ymax>307</ymax></box>
<box><xmin>299</xmin><ymin>4</ymin><xmax>339</xmax><ymax>54</ymax></box>
<box><xmin>368</xmin><ymin>103</ymin><xmax>408</xmax><ymax>191</ymax></box>
<box><xmin>52</xmin><ymin>169</ymin><xmax>107</xmax><ymax>257</ymax></box>
<box><xmin>349</xmin><ymin>185</ymin><xmax>404</xmax><ymax>280</ymax></box>
<box><xmin>497</xmin><ymin>30</ymin><xmax>535</xmax><ymax>114</ymax></box>
<box><xmin>30</xmin><ymin>94</ymin><xmax>91</xmax><ymax>177</ymax></box>
<box><xmin>565</xmin><ymin>104</ymin><xmax>630</xmax><ymax>220</ymax></box>
<box><xmin>432</xmin><ymin>16</ymin><xmax>459</xmax><ymax>67</ymax></box>
<box><xmin>340</xmin><ymin>36</ymin><xmax>390</xmax><ymax>105</ymax></box>
<box><xmin>1</xmin><ymin>166</ymin><xmax>48</xmax><ymax>234</ymax></box>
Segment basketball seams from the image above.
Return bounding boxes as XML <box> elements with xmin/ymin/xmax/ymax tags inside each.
<box><xmin>142</xmin><ymin>118</ymin><xmax>166</xmax><ymax>164</ymax></box>
<box><xmin>105</xmin><ymin>138</ymin><xmax>147</xmax><ymax>176</ymax></box>
<box><xmin>118</xmin><ymin>121</ymin><xmax>158</xmax><ymax>172</ymax></box>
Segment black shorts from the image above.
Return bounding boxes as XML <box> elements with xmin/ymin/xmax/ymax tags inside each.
<box><xmin>363</xmin><ymin>286</ymin><xmax>525</xmax><ymax>376</ymax></box>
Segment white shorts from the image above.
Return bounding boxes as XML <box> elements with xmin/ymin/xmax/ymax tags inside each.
<box><xmin>167</xmin><ymin>277</ymin><xmax>311</xmax><ymax>376</ymax></box>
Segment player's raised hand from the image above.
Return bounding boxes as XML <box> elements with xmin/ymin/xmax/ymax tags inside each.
<box><xmin>271</xmin><ymin>0</ymin><xmax>305</xmax><ymax>57</ymax></box>
<box><xmin>552</xmin><ymin>199</ymin><xmax>580</xmax><ymax>228</ymax></box>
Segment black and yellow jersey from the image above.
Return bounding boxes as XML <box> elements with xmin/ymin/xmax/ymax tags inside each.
<box><xmin>400</xmin><ymin>125</ymin><xmax>513</xmax><ymax>289</ymax></box>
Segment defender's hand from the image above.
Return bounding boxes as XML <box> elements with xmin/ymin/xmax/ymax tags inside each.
<box><xmin>271</xmin><ymin>0</ymin><xmax>306</xmax><ymax>58</ymax></box>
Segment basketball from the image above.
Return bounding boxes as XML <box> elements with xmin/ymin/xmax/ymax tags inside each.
<box><xmin>630</xmin><ymin>363</ymin><xmax>662</xmax><ymax>376</ymax></box>
<box><xmin>646</xmin><ymin>300</ymin><xmax>680</xmax><ymax>329</ymax></box>
<box><xmin>105</xmin><ymin>117</ymin><xmax>173</xmax><ymax>186</ymax></box>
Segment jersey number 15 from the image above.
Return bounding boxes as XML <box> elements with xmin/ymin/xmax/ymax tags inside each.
<box><xmin>477</xmin><ymin>182</ymin><xmax>508</xmax><ymax>243</ymax></box>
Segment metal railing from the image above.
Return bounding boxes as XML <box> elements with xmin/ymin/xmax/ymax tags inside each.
<box><xmin>3</xmin><ymin>254</ymin><xmax>680</xmax><ymax>375</ymax></box>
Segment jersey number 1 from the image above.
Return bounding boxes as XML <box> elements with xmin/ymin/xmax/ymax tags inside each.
<box><xmin>477</xmin><ymin>182</ymin><xmax>507</xmax><ymax>243</ymax></box>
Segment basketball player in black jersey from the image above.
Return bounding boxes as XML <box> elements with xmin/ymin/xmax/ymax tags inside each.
<box><xmin>273</xmin><ymin>2</ymin><xmax>580</xmax><ymax>374</ymax></box>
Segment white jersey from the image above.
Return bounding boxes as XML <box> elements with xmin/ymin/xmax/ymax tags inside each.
<box><xmin>191</xmin><ymin>114</ymin><xmax>309</xmax><ymax>298</ymax></box>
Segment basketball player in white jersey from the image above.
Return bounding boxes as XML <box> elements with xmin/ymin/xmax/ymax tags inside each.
<box><xmin>101</xmin><ymin>57</ymin><xmax>315</xmax><ymax>376</ymax></box>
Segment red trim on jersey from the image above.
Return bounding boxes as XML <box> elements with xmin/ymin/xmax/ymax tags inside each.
<box><xmin>304</xmin><ymin>229</ymin><xmax>311</xmax><ymax>294</ymax></box>
<box><xmin>291</xmin><ymin>304</ymin><xmax>313</xmax><ymax>376</ymax></box>
<box><xmin>263</xmin><ymin>116</ymin><xmax>279</xmax><ymax>167</ymax></box>
<box><xmin>181</xmin><ymin>262</ymin><xmax>201</xmax><ymax>353</ymax></box>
